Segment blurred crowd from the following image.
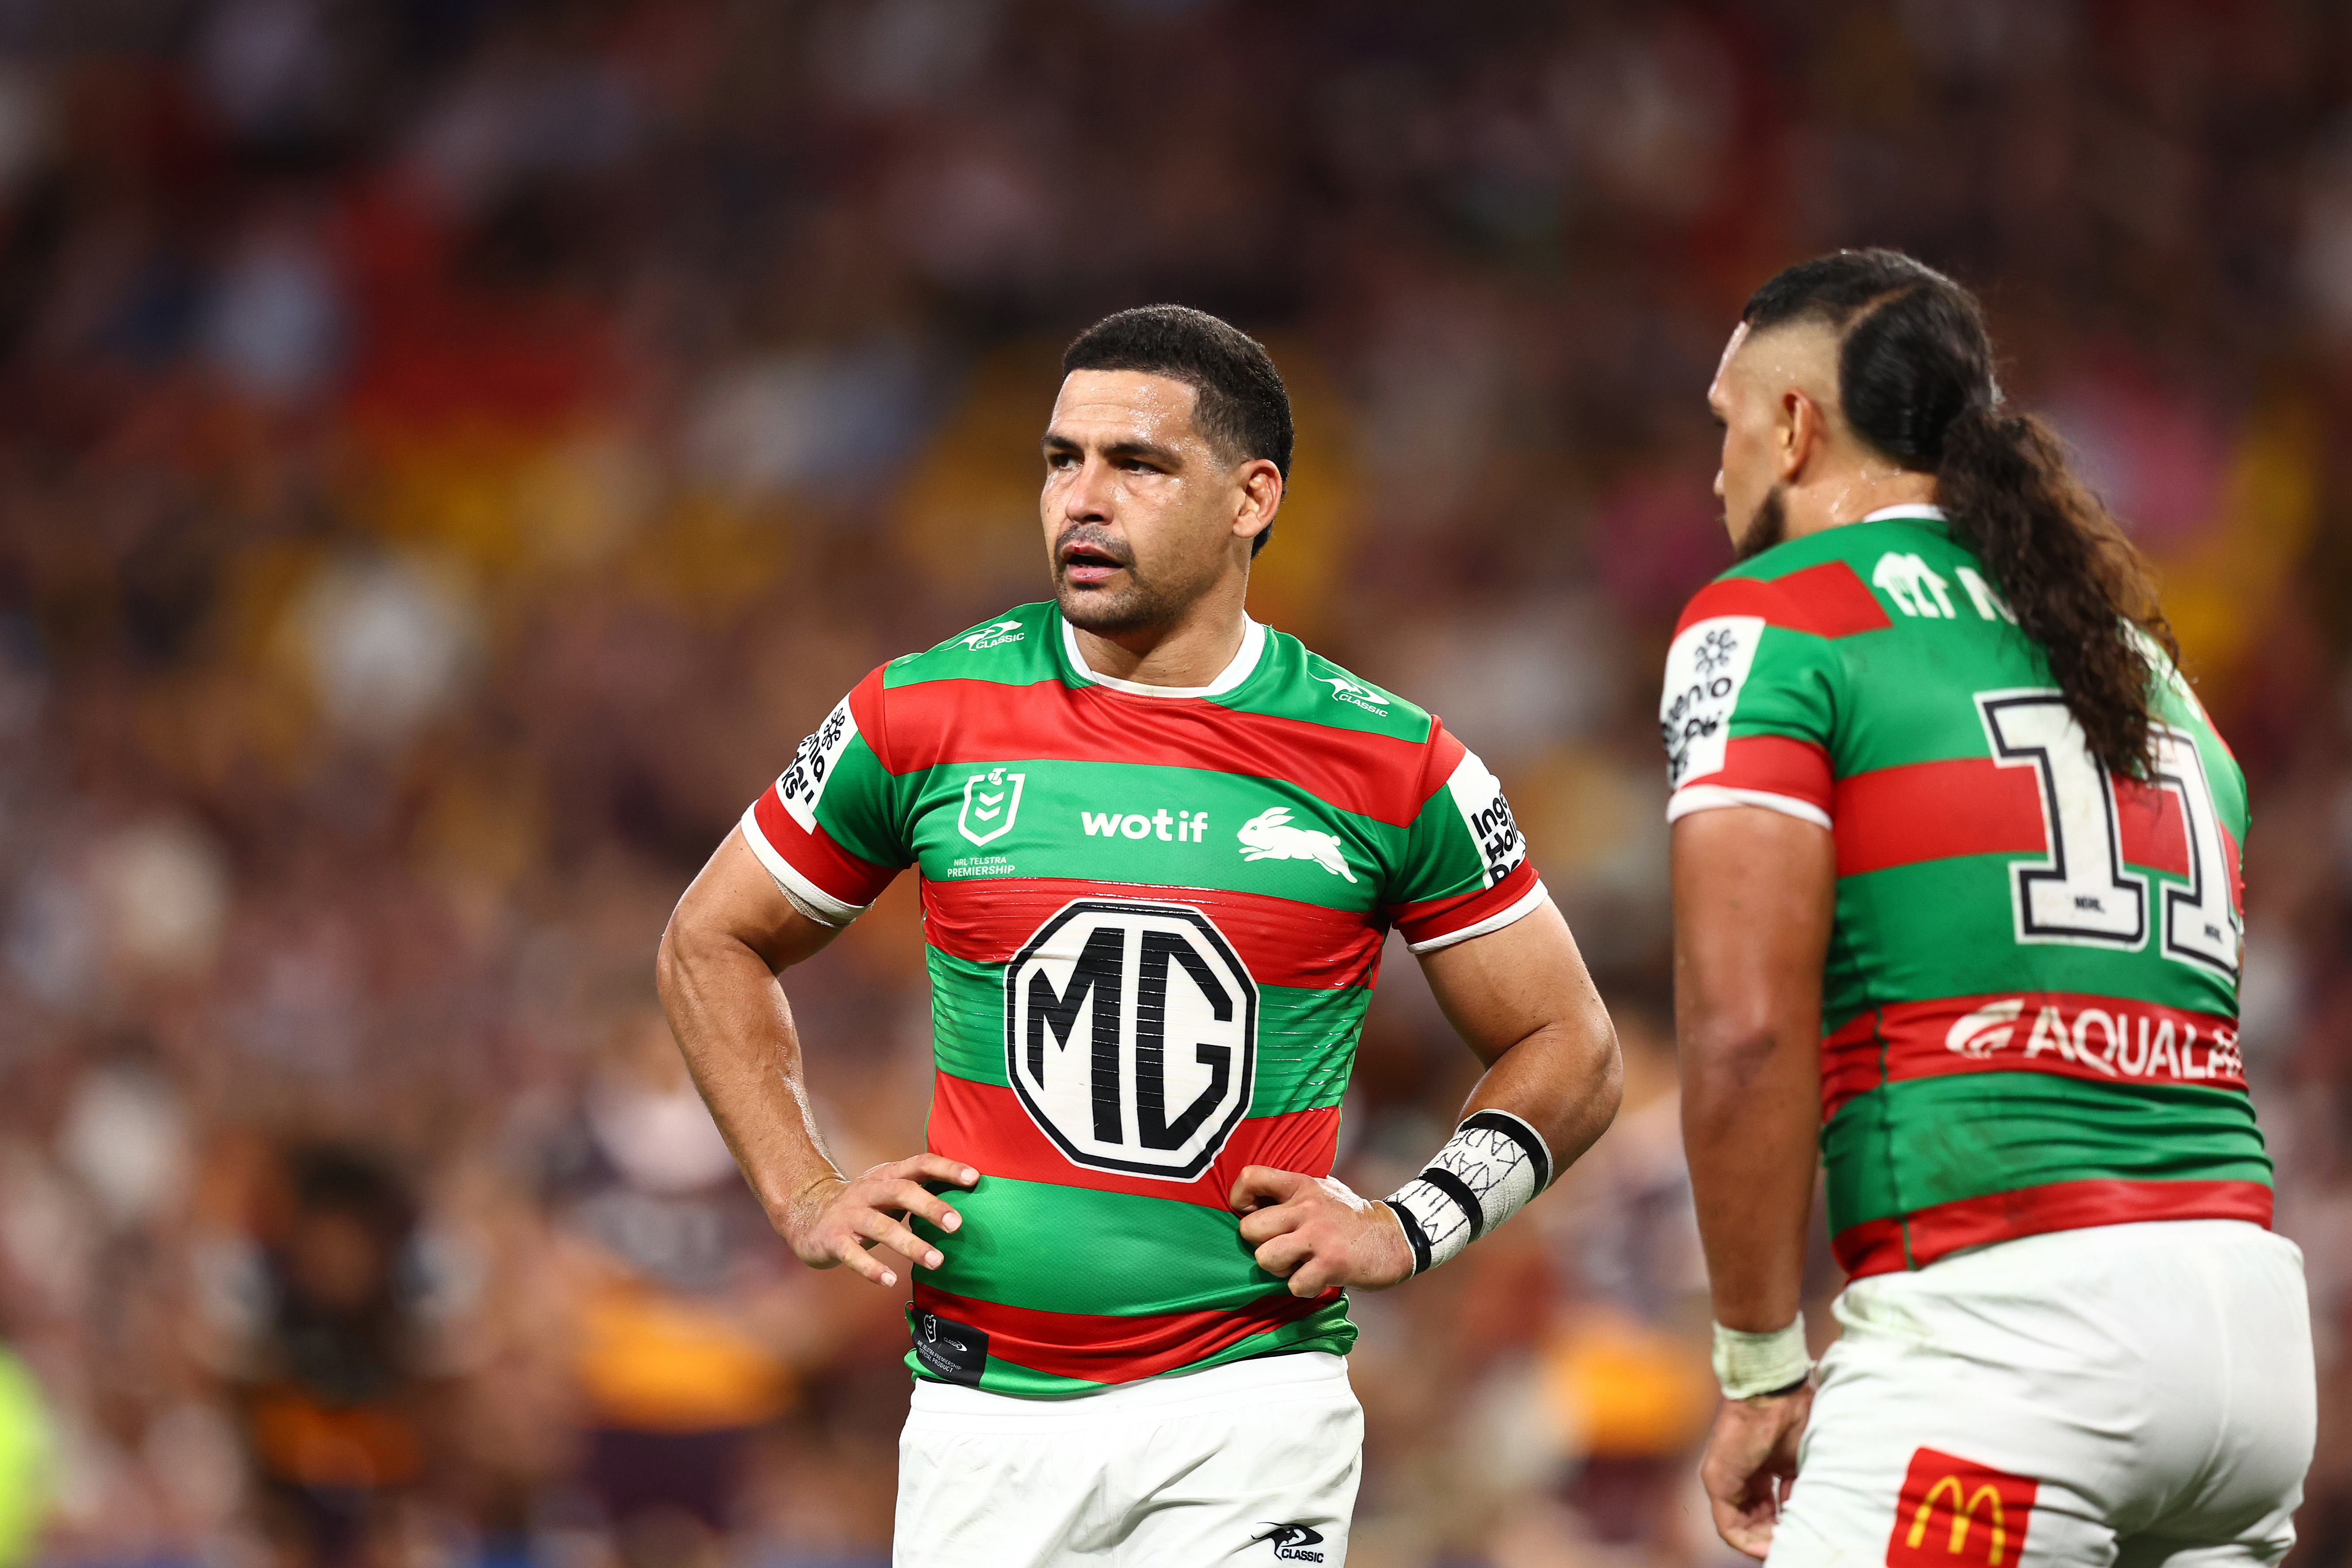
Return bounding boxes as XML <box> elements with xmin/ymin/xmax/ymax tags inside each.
<box><xmin>3</xmin><ymin>1</ymin><xmax>2352</xmax><ymax>1565</ymax></box>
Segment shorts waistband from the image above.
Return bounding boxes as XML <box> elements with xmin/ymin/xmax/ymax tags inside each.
<box><xmin>907</xmin><ymin>1351</ymin><xmax>1351</xmax><ymax>1431</ymax></box>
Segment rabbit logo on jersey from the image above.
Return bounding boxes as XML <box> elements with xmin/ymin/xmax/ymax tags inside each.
<box><xmin>1003</xmin><ymin>899</ymin><xmax>1258</xmax><ymax>1181</ymax></box>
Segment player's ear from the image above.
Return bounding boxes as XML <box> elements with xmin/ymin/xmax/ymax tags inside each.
<box><xmin>1779</xmin><ymin>387</ymin><xmax>1820</xmax><ymax>482</ymax></box>
<box><xmin>1234</xmin><ymin>457</ymin><xmax>1282</xmax><ymax>542</ymax></box>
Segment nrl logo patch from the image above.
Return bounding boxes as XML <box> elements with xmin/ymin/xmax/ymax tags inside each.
<box><xmin>958</xmin><ymin>619</ymin><xmax>1026</xmax><ymax>651</ymax></box>
<box><xmin>959</xmin><ymin>768</ymin><xmax>1026</xmax><ymax>846</ymax></box>
<box><xmin>1315</xmin><ymin>672</ymin><xmax>1389</xmax><ymax>714</ymax></box>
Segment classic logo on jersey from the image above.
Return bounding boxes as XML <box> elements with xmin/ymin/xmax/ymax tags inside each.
<box><xmin>1873</xmin><ymin>552</ymin><xmax>1958</xmax><ymax>618</ymax></box>
<box><xmin>1444</xmin><ymin>752</ymin><xmax>1527</xmax><ymax>887</ymax></box>
<box><xmin>777</xmin><ymin>695</ymin><xmax>859</xmax><ymax>832</ymax></box>
<box><xmin>1660</xmin><ymin>614</ymin><xmax>1764</xmax><ymax>789</ymax></box>
<box><xmin>958</xmin><ymin>619</ymin><xmax>1026</xmax><ymax>650</ymax></box>
<box><xmin>1944</xmin><ymin>998</ymin><xmax>2025</xmax><ymax>1059</ymax></box>
<box><xmin>1250</xmin><ymin>1522</ymin><xmax>1326</xmax><ymax>1562</ymax></box>
<box><xmin>1315</xmin><ymin>672</ymin><xmax>1389</xmax><ymax>715</ymax></box>
<box><xmin>1003</xmin><ymin>900</ymin><xmax>1258</xmax><ymax>1181</ymax></box>
<box><xmin>1886</xmin><ymin>1448</ymin><xmax>2037</xmax><ymax>1568</ymax></box>
<box><xmin>1237</xmin><ymin>807</ymin><xmax>1356</xmax><ymax>881</ymax></box>
<box><xmin>958</xmin><ymin>768</ymin><xmax>1026</xmax><ymax>846</ymax></box>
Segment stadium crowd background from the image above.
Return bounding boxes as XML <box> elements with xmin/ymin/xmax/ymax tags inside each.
<box><xmin>3</xmin><ymin>1</ymin><xmax>2351</xmax><ymax>1565</ymax></box>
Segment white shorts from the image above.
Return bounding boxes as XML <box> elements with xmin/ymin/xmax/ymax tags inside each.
<box><xmin>895</xmin><ymin>1351</ymin><xmax>1361</xmax><ymax>1568</ymax></box>
<box><xmin>1771</xmin><ymin>1220</ymin><xmax>2314</xmax><ymax>1568</ymax></box>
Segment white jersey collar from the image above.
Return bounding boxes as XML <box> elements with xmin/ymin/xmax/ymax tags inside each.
<box><xmin>1861</xmin><ymin>503</ymin><xmax>1949</xmax><ymax>524</ymax></box>
<box><xmin>1059</xmin><ymin>613</ymin><xmax>1267</xmax><ymax>699</ymax></box>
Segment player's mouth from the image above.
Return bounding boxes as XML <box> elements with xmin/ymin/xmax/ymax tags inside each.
<box><xmin>1057</xmin><ymin>539</ymin><xmax>1131</xmax><ymax>588</ymax></box>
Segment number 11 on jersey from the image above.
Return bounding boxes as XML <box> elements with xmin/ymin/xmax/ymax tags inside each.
<box><xmin>1977</xmin><ymin>690</ymin><xmax>2240</xmax><ymax>977</ymax></box>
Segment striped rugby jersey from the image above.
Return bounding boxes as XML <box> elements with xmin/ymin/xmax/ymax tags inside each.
<box><xmin>743</xmin><ymin>600</ymin><xmax>1545</xmax><ymax>1396</ymax></box>
<box><xmin>1660</xmin><ymin>506</ymin><xmax>2270</xmax><ymax>1279</ymax></box>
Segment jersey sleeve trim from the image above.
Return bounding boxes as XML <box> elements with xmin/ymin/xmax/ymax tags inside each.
<box><xmin>1394</xmin><ymin>858</ymin><xmax>1545</xmax><ymax>951</ymax></box>
<box><xmin>741</xmin><ymin>790</ymin><xmax>895</xmax><ymax>925</ymax></box>
<box><xmin>1665</xmin><ymin>786</ymin><xmax>1833</xmax><ymax>831</ymax></box>
<box><xmin>1404</xmin><ymin>877</ymin><xmax>1549</xmax><ymax>954</ymax></box>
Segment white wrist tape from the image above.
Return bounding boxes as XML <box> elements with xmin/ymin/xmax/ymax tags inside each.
<box><xmin>1711</xmin><ymin>1316</ymin><xmax>1812</xmax><ymax>1399</ymax></box>
<box><xmin>1381</xmin><ymin>1110</ymin><xmax>1552</xmax><ymax>1276</ymax></box>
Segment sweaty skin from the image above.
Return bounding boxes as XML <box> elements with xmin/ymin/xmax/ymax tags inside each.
<box><xmin>1685</xmin><ymin>317</ymin><xmax>1939</xmax><ymax>1559</ymax></box>
<box><xmin>657</xmin><ymin>366</ymin><xmax>1620</xmax><ymax>1315</ymax></box>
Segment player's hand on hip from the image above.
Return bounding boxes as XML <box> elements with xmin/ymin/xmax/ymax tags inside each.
<box><xmin>1229</xmin><ymin>1165</ymin><xmax>1413</xmax><ymax>1295</ymax></box>
<box><xmin>779</xmin><ymin>1154</ymin><xmax>978</xmax><ymax>1288</ymax></box>
<box><xmin>1699</xmin><ymin>1382</ymin><xmax>1813</xmax><ymax>1560</ymax></box>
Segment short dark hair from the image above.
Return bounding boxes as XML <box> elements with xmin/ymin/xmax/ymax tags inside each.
<box><xmin>1062</xmin><ymin>305</ymin><xmax>1292</xmax><ymax>557</ymax></box>
<box><xmin>1743</xmin><ymin>248</ymin><xmax>2175</xmax><ymax>779</ymax></box>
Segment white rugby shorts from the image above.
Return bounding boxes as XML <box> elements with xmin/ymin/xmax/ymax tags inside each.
<box><xmin>896</xmin><ymin>1350</ymin><xmax>1361</xmax><ymax>1568</ymax></box>
<box><xmin>1771</xmin><ymin>1219</ymin><xmax>2314</xmax><ymax>1568</ymax></box>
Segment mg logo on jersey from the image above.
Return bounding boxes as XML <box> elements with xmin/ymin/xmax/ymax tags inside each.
<box><xmin>958</xmin><ymin>769</ymin><xmax>1026</xmax><ymax>846</ymax></box>
<box><xmin>1887</xmin><ymin>1448</ymin><xmax>2038</xmax><ymax>1568</ymax></box>
<box><xmin>1003</xmin><ymin>900</ymin><xmax>1258</xmax><ymax>1181</ymax></box>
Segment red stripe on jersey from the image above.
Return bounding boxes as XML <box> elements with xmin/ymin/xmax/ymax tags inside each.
<box><xmin>1834</xmin><ymin>759</ymin><xmax>2198</xmax><ymax>880</ymax></box>
<box><xmin>927</xmin><ymin>1073</ymin><xmax>1341</xmax><ymax>1210</ymax></box>
<box><xmin>1389</xmin><ymin>858</ymin><xmax>1542</xmax><ymax>947</ymax></box>
<box><xmin>749</xmin><ymin>786</ymin><xmax>901</xmax><ymax>907</ymax></box>
<box><xmin>1674</xmin><ymin>562</ymin><xmax>1893</xmax><ymax>639</ymax></box>
<box><xmin>1820</xmin><ymin>993</ymin><xmax>2247</xmax><ymax>1122</ymax></box>
<box><xmin>921</xmin><ymin>877</ymin><xmax>1386</xmax><ymax>991</ymax></box>
<box><xmin>911</xmin><ymin>1283</ymin><xmax>1336</xmax><ymax>1386</ymax></box>
<box><xmin>1833</xmin><ymin>1178</ymin><xmax>2272</xmax><ymax>1277</ymax></box>
<box><xmin>1835</xmin><ymin>759</ymin><xmax>2041</xmax><ymax>877</ymax></box>
<box><xmin>876</xmin><ymin>678</ymin><xmax>1439</xmax><ymax>826</ymax></box>
<box><xmin>1677</xmin><ymin>735</ymin><xmax>1833</xmax><ymax>809</ymax></box>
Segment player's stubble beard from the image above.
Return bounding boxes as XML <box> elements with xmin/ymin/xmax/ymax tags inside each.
<box><xmin>1732</xmin><ymin>485</ymin><xmax>1788</xmax><ymax>562</ymax></box>
<box><xmin>1053</xmin><ymin>523</ymin><xmax>1220</xmax><ymax>637</ymax></box>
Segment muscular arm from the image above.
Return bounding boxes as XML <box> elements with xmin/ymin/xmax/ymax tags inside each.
<box><xmin>1674</xmin><ymin>805</ymin><xmax>1832</xmax><ymax>1329</ymax></box>
<box><xmin>656</xmin><ymin>827</ymin><xmax>974</xmax><ymax>1288</ymax></box>
<box><xmin>1234</xmin><ymin>897</ymin><xmax>1624</xmax><ymax>1293</ymax></box>
<box><xmin>1673</xmin><ymin>804</ymin><xmax>1835</xmax><ymax>1559</ymax></box>
<box><xmin>1422</xmin><ymin>896</ymin><xmax>1623</xmax><ymax>1166</ymax></box>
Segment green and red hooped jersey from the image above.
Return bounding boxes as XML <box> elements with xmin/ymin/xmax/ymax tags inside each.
<box><xmin>1659</xmin><ymin>507</ymin><xmax>2270</xmax><ymax>1279</ymax></box>
<box><xmin>742</xmin><ymin>601</ymin><xmax>1545</xmax><ymax>1397</ymax></box>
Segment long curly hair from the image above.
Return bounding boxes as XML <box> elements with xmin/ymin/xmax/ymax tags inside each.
<box><xmin>1743</xmin><ymin>249</ymin><xmax>2177</xmax><ymax>779</ymax></box>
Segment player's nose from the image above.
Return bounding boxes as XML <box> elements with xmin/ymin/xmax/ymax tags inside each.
<box><xmin>1063</xmin><ymin>454</ymin><xmax>1117</xmax><ymax>521</ymax></box>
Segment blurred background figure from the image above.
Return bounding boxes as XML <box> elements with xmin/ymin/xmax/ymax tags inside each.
<box><xmin>229</xmin><ymin>1145</ymin><xmax>437</xmax><ymax>1568</ymax></box>
<box><xmin>0</xmin><ymin>3</ymin><xmax>2348</xmax><ymax>1566</ymax></box>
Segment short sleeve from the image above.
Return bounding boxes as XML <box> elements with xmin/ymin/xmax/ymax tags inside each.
<box><xmin>1383</xmin><ymin>722</ymin><xmax>1548</xmax><ymax>953</ymax></box>
<box><xmin>740</xmin><ymin>667</ymin><xmax>913</xmax><ymax>925</ymax></box>
<box><xmin>1659</xmin><ymin>577</ymin><xmax>1840</xmax><ymax>829</ymax></box>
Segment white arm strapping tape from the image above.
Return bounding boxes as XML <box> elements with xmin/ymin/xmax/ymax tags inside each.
<box><xmin>1711</xmin><ymin>1315</ymin><xmax>1812</xmax><ymax>1399</ymax></box>
<box><xmin>1380</xmin><ymin>1110</ymin><xmax>1553</xmax><ymax>1276</ymax></box>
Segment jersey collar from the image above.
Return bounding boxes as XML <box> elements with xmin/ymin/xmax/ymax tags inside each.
<box><xmin>1861</xmin><ymin>503</ymin><xmax>1949</xmax><ymax>524</ymax></box>
<box><xmin>1058</xmin><ymin>613</ymin><xmax>1267</xmax><ymax>699</ymax></box>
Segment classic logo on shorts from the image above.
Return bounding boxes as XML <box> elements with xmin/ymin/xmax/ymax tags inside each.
<box><xmin>1249</xmin><ymin>1523</ymin><xmax>1325</xmax><ymax>1562</ymax></box>
<box><xmin>1886</xmin><ymin>1448</ymin><xmax>2039</xmax><ymax>1568</ymax></box>
<box><xmin>1003</xmin><ymin>900</ymin><xmax>1258</xmax><ymax>1181</ymax></box>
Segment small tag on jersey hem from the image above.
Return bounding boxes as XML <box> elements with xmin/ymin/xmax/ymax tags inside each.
<box><xmin>909</xmin><ymin>1308</ymin><xmax>988</xmax><ymax>1386</ymax></box>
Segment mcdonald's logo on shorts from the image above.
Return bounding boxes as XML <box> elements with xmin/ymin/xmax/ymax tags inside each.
<box><xmin>1885</xmin><ymin>1448</ymin><xmax>2040</xmax><ymax>1568</ymax></box>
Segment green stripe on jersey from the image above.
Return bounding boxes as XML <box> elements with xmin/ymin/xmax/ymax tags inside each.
<box><xmin>1822</xmin><ymin>1072</ymin><xmax>2270</xmax><ymax>1234</ymax></box>
<box><xmin>927</xmin><ymin>951</ymin><xmax>1366</xmax><ymax>1115</ymax></box>
<box><xmin>911</xmin><ymin>1174</ymin><xmax>1286</xmax><ymax>1315</ymax></box>
<box><xmin>1827</xmin><ymin>856</ymin><xmax>2239</xmax><ymax>1032</ymax></box>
